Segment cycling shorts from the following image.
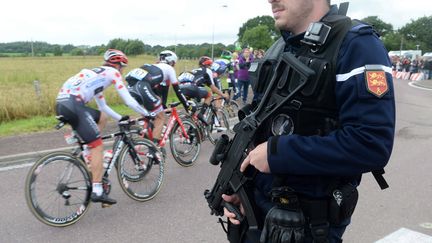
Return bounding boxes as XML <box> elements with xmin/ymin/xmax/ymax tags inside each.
<box><xmin>128</xmin><ymin>81</ymin><xmax>164</xmax><ymax>114</ymax></box>
<box><xmin>179</xmin><ymin>84</ymin><xmax>210</xmax><ymax>100</ymax></box>
<box><xmin>154</xmin><ymin>84</ymin><xmax>169</xmax><ymax>109</ymax></box>
<box><xmin>55</xmin><ymin>95</ymin><xmax>101</xmax><ymax>144</ymax></box>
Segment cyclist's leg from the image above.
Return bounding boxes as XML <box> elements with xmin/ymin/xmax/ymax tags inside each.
<box><xmin>79</xmin><ymin>110</ymin><xmax>116</xmax><ymax>204</ymax></box>
<box><xmin>213</xmin><ymin>77</ymin><xmax>224</xmax><ymax>108</ymax></box>
<box><xmin>160</xmin><ymin>85</ymin><xmax>169</xmax><ymax>109</ymax></box>
<box><xmin>198</xmin><ymin>87</ymin><xmax>212</xmax><ymax>121</ymax></box>
<box><xmin>154</xmin><ymin>84</ymin><xmax>169</xmax><ymax>109</ymax></box>
<box><xmin>133</xmin><ymin>82</ymin><xmax>165</xmax><ymax>142</ymax></box>
<box><xmin>153</xmin><ymin>110</ymin><xmax>165</xmax><ymax>141</ymax></box>
<box><xmin>58</xmin><ymin>96</ymin><xmax>116</xmax><ymax>205</ymax></box>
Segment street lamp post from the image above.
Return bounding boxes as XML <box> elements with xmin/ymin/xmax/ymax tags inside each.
<box><xmin>211</xmin><ymin>4</ymin><xmax>228</xmax><ymax>60</ymax></box>
<box><xmin>211</xmin><ymin>24</ymin><xmax>215</xmax><ymax>60</ymax></box>
<box><xmin>175</xmin><ymin>24</ymin><xmax>185</xmax><ymax>54</ymax></box>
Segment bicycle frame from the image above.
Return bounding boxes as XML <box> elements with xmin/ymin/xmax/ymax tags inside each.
<box><xmin>62</xmin><ymin>120</ymin><xmax>143</xmax><ymax>177</ymax></box>
<box><xmin>141</xmin><ymin>104</ymin><xmax>191</xmax><ymax>148</ymax></box>
<box><xmin>101</xmin><ymin>125</ymin><xmax>143</xmax><ymax>176</ymax></box>
<box><xmin>25</xmin><ymin>117</ymin><xmax>164</xmax><ymax>227</ymax></box>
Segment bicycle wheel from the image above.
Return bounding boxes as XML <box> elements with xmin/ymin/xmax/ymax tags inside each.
<box><xmin>225</xmin><ymin>100</ymin><xmax>240</xmax><ymax>121</ymax></box>
<box><xmin>116</xmin><ymin>139</ymin><xmax>164</xmax><ymax>201</ymax></box>
<box><xmin>207</xmin><ymin>109</ymin><xmax>231</xmax><ymax>145</ymax></box>
<box><xmin>169</xmin><ymin>118</ymin><xmax>201</xmax><ymax>167</ymax></box>
<box><xmin>25</xmin><ymin>152</ymin><xmax>91</xmax><ymax>227</ymax></box>
<box><xmin>225</xmin><ymin>101</ymin><xmax>239</xmax><ymax>132</ymax></box>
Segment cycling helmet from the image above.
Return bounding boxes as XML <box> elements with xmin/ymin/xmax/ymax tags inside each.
<box><xmin>220</xmin><ymin>50</ymin><xmax>232</xmax><ymax>60</ymax></box>
<box><xmin>159</xmin><ymin>50</ymin><xmax>178</xmax><ymax>65</ymax></box>
<box><xmin>199</xmin><ymin>56</ymin><xmax>213</xmax><ymax>67</ymax></box>
<box><xmin>103</xmin><ymin>49</ymin><xmax>128</xmax><ymax>66</ymax></box>
<box><xmin>211</xmin><ymin>59</ymin><xmax>228</xmax><ymax>74</ymax></box>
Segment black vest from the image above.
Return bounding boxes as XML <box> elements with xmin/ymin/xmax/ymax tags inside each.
<box><xmin>252</xmin><ymin>15</ymin><xmax>352</xmax><ymax>142</ymax></box>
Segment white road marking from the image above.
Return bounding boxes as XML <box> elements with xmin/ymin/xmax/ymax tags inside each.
<box><xmin>375</xmin><ymin>228</ymin><xmax>432</xmax><ymax>243</ymax></box>
<box><xmin>409</xmin><ymin>81</ymin><xmax>432</xmax><ymax>91</ymax></box>
<box><xmin>0</xmin><ymin>162</ymin><xmax>34</xmax><ymax>172</ymax></box>
<box><xmin>420</xmin><ymin>222</ymin><xmax>432</xmax><ymax>229</ymax></box>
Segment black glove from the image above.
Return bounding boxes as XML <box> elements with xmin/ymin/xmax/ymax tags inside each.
<box><xmin>260</xmin><ymin>206</ymin><xmax>305</xmax><ymax>243</ymax></box>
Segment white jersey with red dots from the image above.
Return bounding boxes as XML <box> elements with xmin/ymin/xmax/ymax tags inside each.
<box><xmin>57</xmin><ymin>66</ymin><xmax>149</xmax><ymax>120</ymax></box>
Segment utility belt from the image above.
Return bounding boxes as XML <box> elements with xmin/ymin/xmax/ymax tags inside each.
<box><xmin>226</xmin><ymin>183</ymin><xmax>358</xmax><ymax>243</ymax></box>
<box><xmin>260</xmin><ymin>184</ymin><xmax>358</xmax><ymax>243</ymax></box>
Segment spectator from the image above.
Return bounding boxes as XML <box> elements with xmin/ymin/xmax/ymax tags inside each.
<box><xmin>233</xmin><ymin>48</ymin><xmax>254</xmax><ymax>104</ymax></box>
<box><xmin>410</xmin><ymin>56</ymin><xmax>419</xmax><ymax>73</ymax></box>
<box><xmin>256</xmin><ymin>49</ymin><xmax>265</xmax><ymax>59</ymax></box>
<box><xmin>402</xmin><ymin>57</ymin><xmax>411</xmax><ymax>72</ymax></box>
<box><xmin>422</xmin><ymin>57</ymin><xmax>432</xmax><ymax>80</ymax></box>
<box><xmin>227</xmin><ymin>51</ymin><xmax>239</xmax><ymax>95</ymax></box>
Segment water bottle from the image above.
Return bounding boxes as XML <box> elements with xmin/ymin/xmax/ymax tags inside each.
<box><xmin>82</xmin><ymin>145</ymin><xmax>91</xmax><ymax>166</ymax></box>
<box><xmin>103</xmin><ymin>150</ymin><xmax>113</xmax><ymax>169</ymax></box>
<box><xmin>64</xmin><ymin>132</ymin><xmax>78</xmax><ymax>144</ymax></box>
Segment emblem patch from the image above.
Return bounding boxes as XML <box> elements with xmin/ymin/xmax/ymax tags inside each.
<box><xmin>365</xmin><ymin>70</ymin><xmax>388</xmax><ymax>98</ymax></box>
<box><xmin>271</xmin><ymin>114</ymin><xmax>294</xmax><ymax>136</ymax></box>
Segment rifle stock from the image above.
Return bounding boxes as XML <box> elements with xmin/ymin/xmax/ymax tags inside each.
<box><xmin>204</xmin><ymin>52</ymin><xmax>316</xmax><ymax>237</ymax></box>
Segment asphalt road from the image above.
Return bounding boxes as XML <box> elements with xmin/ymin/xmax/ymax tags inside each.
<box><xmin>0</xmin><ymin>79</ymin><xmax>432</xmax><ymax>242</ymax></box>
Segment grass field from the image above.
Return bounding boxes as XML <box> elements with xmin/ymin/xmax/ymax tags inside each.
<box><xmin>0</xmin><ymin>55</ymin><xmax>198</xmax><ymax>136</ymax></box>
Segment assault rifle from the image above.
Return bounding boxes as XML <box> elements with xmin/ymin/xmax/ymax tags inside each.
<box><xmin>204</xmin><ymin>52</ymin><xmax>316</xmax><ymax>240</ymax></box>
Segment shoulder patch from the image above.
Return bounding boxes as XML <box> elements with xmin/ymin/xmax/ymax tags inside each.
<box><xmin>364</xmin><ymin>68</ymin><xmax>388</xmax><ymax>98</ymax></box>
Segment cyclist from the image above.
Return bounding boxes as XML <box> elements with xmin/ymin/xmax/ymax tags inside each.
<box><xmin>55</xmin><ymin>49</ymin><xmax>151</xmax><ymax>205</ymax></box>
<box><xmin>211</xmin><ymin>58</ymin><xmax>229</xmax><ymax>90</ymax></box>
<box><xmin>178</xmin><ymin>56</ymin><xmax>229</xmax><ymax>122</ymax></box>
<box><xmin>125</xmin><ymin>50</ymin><xmax>194</xmax><ymax>146</ymax></box>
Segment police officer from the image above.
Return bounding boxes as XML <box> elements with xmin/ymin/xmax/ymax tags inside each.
<box><xmin>222</xmin><ymin>0</ymin><xmax>395</xmax><ymax>242</ymax></box>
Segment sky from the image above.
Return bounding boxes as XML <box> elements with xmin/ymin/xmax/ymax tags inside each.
<box><xmin>1</xmin><ymin>0</ymin><xmax>431</xmax><ymax>47</ymax></box>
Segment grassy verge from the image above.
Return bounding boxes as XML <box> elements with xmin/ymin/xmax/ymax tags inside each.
<box><xmin>0</xmin><ymin>104</ymin><xmax>131</xmax><ymax>137</ymax></box>
<box><xmin>0</xmin><ymin>78</ymin><xmax>228</xmax><ymax>138</ymax></box>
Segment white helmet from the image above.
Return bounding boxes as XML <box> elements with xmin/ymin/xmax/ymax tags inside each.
<box><xmin>159</xmin><ymin>50</ymin><xmax>178</xmax><ymax>65</ymax></box>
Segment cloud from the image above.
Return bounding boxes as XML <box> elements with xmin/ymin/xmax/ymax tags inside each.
<box><xmin>1</xmin><ymin>0</ymin><xmax>430</xmax><ymax>46</ymax></box>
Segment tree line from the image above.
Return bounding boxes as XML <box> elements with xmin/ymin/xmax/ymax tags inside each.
<box><xmin>0</xmin><ymin>40</ymin><xmax>237</xmax><ymax>59</ymax></box>
<box><xmin>1</xmin><ymin>15</ymin><xmax>430</xmax><ymax>58</ymax></box>
<box><xmin>362</xmin><ymin>15</ymin><xmax>432</xmax><ymax>53</ymax></box>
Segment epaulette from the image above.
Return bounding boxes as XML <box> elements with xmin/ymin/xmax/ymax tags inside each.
<box><xmin>350</xmin><ymin>20</ymin><xmax>376</xmax><ymax>35</ymax></box>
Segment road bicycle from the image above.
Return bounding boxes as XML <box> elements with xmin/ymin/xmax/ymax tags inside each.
<box><xmin>188</xmin><ymin>96</ymin><xmax>232</xmax><ymax>145</ymax></box>
<box><xmin>25</xmin><ymin>116</ymin><xmax>164</xmax><ymax>227</ymax></box>
<box><xmin>138</xmin><ymin>101</ymin><xmax>201</xmax><ymax>167</ymax></box>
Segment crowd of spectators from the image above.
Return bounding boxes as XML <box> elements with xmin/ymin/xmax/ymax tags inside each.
<box><xmin>391</xmin><ymin>54</ymin><xmax>432</xmax><ymax>80</ymax></box>
<box><xmin>225</xmin><ymin>47</ymin><xmax>266</xmax><ymax>104</ymax></box>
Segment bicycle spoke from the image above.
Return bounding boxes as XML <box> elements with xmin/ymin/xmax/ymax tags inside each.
<box><xmin>169</xmin><ymin>118</ymin><xmax>201</xmax><ymax>167</ymax></box>
<box><xmin>207</xmin><ymin>108</ymin><xmax>231</xmax><ymax>144</ymax></box>
<box><xmin>25</xmin><ymin>152</ymin><xmax>91</xmax><ymax>227</ymax></box>
<box><xmin>117</xmin><ymin>139</ymin><xmax>164</xmax><ymax>201</ymax></box>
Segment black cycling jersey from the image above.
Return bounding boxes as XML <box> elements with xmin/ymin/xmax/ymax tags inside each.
<box><xmin>191</xmin><ymin>67</ymin><xmax>214</xmax><ymax>87</ymax></box>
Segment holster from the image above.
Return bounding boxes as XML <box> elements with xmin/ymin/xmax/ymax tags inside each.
<box><xmin>328</xmin><ymin>183</ymin><xmax>358</xmax><ymax>225</ymax></box>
